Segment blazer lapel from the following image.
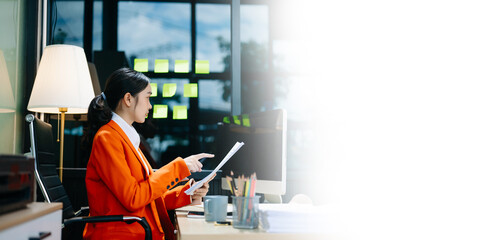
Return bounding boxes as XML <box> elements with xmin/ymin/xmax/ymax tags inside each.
<box><xmin>108</xmin><ymin>121</ymin><xmax>149</xmax><ymax>178</ymax></box>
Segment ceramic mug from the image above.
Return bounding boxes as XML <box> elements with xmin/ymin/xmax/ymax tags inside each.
<box><xmin>203</xmin><ymin>195</ymin><xmax>228</xmax><ymax>222</ymax></box>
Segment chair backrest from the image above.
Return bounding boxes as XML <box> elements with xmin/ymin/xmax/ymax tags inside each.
<box><xmin>26</xmin><ymin>114</ymin><xmax>75</xmax><ymax>219</ymax></box>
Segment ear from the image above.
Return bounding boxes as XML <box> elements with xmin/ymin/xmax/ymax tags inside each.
<box><xmin>123</xmin><ymin>92</ymin><xmax>133</xmax><ymax>107</ymax></box>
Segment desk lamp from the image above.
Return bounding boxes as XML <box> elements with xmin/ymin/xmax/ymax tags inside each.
<box><xmin>0</xmin><ymin>49</ymin><xmax>15</xmax><ymax>113</ymax></box>
<box><xmin>27</xmin><ymin>44</ymin><xmax>95</xmax><ymax>181</ymax></box>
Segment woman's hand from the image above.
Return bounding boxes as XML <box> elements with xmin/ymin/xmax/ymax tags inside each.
<box><xmin>183</xmin><ymin>153</ymin><xmax>214</xmax><ymax>172</ymax></box>
<box><xmin>190</xmin><ymin>181</ymin><xmax>209</xmax><ymax>205</ymax></box>
<box><xmin>190</xmin><ymin>174</ymin><xmax>216</xmax><ymax>205</ymax></box>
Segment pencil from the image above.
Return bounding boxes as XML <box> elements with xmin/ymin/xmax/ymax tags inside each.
<box><xmin>230</xmin><ymin>171</ymin><xmax>238</xmax><ymax>196</ymax></box>
<box><xmin>249</xmin><ymin>174</ymin><xmax>256</xmax><ymax>197</ymax></box>
<box><xmin>242</xmin><ymin>179</ymin><xmax>248</xmax><ymax>197</ymax></box>
<box><xmin>226</xmin><ymin>177</ymin><xmax>234</xmax><ymax>195</ymax></box>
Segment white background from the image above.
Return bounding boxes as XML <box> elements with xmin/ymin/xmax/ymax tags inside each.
<box><xmin>282</xmin><ymin>1</ymin><xmax>499</xmax><ymax>239</ymax></box>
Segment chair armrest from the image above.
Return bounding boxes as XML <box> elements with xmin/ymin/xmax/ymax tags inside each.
<box><xmin>63</xmin><ymin>215</ymin><xmax>151</xmax><ymax>240</ymax></box>
<box><xmin>74</xmin><ymin>206</ymin><xmax>89</xmax><ymax>217</ymax></box>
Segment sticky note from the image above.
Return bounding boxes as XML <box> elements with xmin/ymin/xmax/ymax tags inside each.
<box><xmin>233</xmin><ymin>115</ymin><xmax>241</xmax><ymax>125</ymax></box>
<box><xmin>134</xmin><ymin>58</ymin><xmax>148</xmax><ymax>72</ymax></box>
<box><xmin>163</xmin><ymin>83</ymin><xmax>177</xmax><ymax>97</ymax></box>
<box><xmin>184</xmin><ymin>83</ymin><xmax>198</xmax><ymax>98</ymax></box>
<box><xmin>150</xmin><ymin>83</ymin><xmax>158</xmax><ymax>97</ymax></box>
<box><xmin>195</xmin><ymin>60</ymin><xmax>209</xmax><ymax>74</ymax></box>
<box><xmin>153</xmin><ymin>105</ymin><xmax>168</xmax><ymax>119</ymax></box>
<box><xmin>173</xmin><ymin>106</ymin><xmax>188</xmax><ymax>119</ymax></box>
<box><xmin>223</xmin><ymin>116</ymin><xmax>230</xmax><ymax>124</ymax></box>
<box><xmin>242</xmin><ymin>114</ymin><xmax>250</xmax><ymax>127</ymax></box>
<box><xmin>154</xmin><ymin>59</ymin><xmax>169</xmax><ymax>73</ymax></box>
<box><xmin>174</xmin><ymin>60</ymin><xmax>189</xmax><ymax>73</ymax></box>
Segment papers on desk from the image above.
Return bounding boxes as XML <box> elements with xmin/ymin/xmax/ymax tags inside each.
<box><xmin>259</xmin><ymin>203</ymin><xmax>332</xmax><ymax>233</ymax></box>
<box><xmin>184</xmin><ymin>142</ymin><xmax>244</xmax><ymax>195</ymax></box>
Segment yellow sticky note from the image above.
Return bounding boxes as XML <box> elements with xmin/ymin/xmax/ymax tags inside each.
<box><xmin>195</xmin><ymin>60</ymin><xmax>209</xmax><ymax>74</ymax></box>
<box><xmin>162</xmin><ymin>83</ymin><xmax>177</xmax><ymax>97</ymax></box>
<box><xmin>242</xmin><ymin>114</ymin><xmax>250</xmax><ymax>127</ymax></box>
<box><xmin>173</xmin><ymin>106</ymin><xmax>188</xmax><ymax>119</ymax></box>
<box><xmin>184</xmin><ymin>83</ymin><xmax>198</xmax><ymax>98</ymax></box>
<box><xmin>150</xmin><ymin>83</ymin><xmax>158</xmax><ymax>97</ymax></box>
<box><xmin>153</xmin><ymin>105</ymin><xmax>168</xmax><ymax>119</ymax></box>
<box><xmin>233</xmin><ymin>115</ymin><xmax>241</xmax><ymax>125</ymax></box>
<box><xmin>134</xmin><ymin>58</ymin><xmax>148</xmax><ymax>72</ymax></box>
<box><xmin>174</xmin><ymin>60</ymin><xmax>189</xmax><ymax>73</ymax></box>
<box><xmin>154</xmin><ymin>59</ymin><xmax>169</xmax><ymax>73</ymax></box>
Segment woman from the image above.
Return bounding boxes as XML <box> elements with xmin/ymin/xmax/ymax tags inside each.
<box><xmin>82</xmin><ymin>68</ymin><xmax>213</xmax><ymax>239</ymax></box>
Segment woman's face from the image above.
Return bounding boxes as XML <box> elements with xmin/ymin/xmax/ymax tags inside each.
<box><xmin>132</xmin><ymin>84</ymin><xmax>152</xmax><ymax>123</ymax></box>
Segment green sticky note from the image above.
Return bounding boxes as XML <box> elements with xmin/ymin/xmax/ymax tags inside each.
<box><xmin>163</xmin><ymin>83</ymin><xmax>177</xmax><ymax>97</ymax></box>
<box><xmin>134</xmin><ymin>58</ymin><xmax>148</xmax><ymax>72</ymax></box>
<box><xmin>233</xmin><ymin>115</ymin><xmax>241</xmax><ymax>125</ymax></box>
<box><xmin>150</xmin><ymin>83</ymin><xmax>158</xmax><ymax>97</ymax></box>
<box><xmin>173</xmin><ymin>106</ymin><xmax>188</xmax><ymax>119</ymax></box>
<box><xmin>242</xmin><ymin>114</ymin><xmax>250</xmax><ymax>127</ymax></box>
<box><xmin>223</xmin><ymin>116</ymin><xmax>230</xmax><ymax>124</ymax></box>
<box><xmin>195</xmin><ymin>60</ymin><xmax>209</xmax><ymax>74</ymax></box>
<box><xmin>153</xmin><ymin>105</ymin><xmax>168</xmax><ymax>119</ymax></box>
<box><xmin>174</xmin><ymin>60</ymin><xmax>189</xmax><ymax>73</ymax></box>
<box><xmin>184</xmin><ymin>83</ymin><xmax>198</xmax><ymax>98</ymax></box>
<box><xmin>154</xmin><ymin>59</ymin><xmax>169</xmax><ymax>73</ymax></box>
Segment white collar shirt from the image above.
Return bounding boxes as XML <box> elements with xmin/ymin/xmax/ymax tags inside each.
<box><xmin>111</xmin><ymin>112</ymin><xmax>150</xmax><ymax>175</ymax></box>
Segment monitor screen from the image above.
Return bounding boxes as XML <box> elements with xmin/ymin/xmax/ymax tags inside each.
<box><xmin>216</xmin><ymin>109</ymin><xmax>287</xmax><ymax>196</ymax></box>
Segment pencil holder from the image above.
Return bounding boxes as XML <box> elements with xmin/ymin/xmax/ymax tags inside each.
<box><xmin>231</xmin><ymin>196</ymin><xmax>260</xmax><ymax>229</ymax></box>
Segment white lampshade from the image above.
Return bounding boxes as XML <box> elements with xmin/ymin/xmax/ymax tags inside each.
<box><xmin>27</xmin><ymin>44</ymin><xmax>95</xmax><ymax>114</ymax></box>
<box><xmin>0</xmin><ymin>49</ymin><xmax>15</xmax><ymax>113</ymax></box>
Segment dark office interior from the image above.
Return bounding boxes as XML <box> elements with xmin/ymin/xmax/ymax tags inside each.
<box><xmin>2</xmin><ymin>0</ymin><xmax>317</xmax><ymax>212</ymax></box>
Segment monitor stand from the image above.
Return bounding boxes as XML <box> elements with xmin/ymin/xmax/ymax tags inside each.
<box><xmin>264</xmin><ymin>194</ymin><xmax>282</xmax><ymax>203</ymax></box>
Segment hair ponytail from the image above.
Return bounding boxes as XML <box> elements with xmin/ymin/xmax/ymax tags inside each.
<box><xmin>81</xmin><ymin>67</ymin><xmax>150</xmax><ymax>161</ymax></box>
<box><xmin>82</xmin><ymin>93</ymin><xmax>112</xmax><ymax>160</ymax></box>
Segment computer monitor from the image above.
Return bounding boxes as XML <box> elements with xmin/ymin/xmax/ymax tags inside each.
<box><xmin>216</xmin><ymin>109</ymin><xmax>287</xmax><ymax>198</ymax></box>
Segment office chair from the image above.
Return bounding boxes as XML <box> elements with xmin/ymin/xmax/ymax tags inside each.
<box><xmin>26</xmin><ymin>114</ymin><xmax>152</xmax><ymax>240</ymax></box>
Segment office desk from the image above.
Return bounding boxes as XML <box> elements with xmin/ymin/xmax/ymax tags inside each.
<box><xmin>176</xmin><ymin>211</ymin><xmax>332</xmax><ymax>240</ymax></box>
<box><xmin>0</xmin><ymin>202</ymin><xmax>62</xmax><ymax>240</ymax></box>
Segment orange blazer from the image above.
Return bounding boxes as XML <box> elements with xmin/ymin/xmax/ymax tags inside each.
<box><xmin>83</xmin><ymin>120</ymin><xmax>192</xmax><ymax>240</ymax></box>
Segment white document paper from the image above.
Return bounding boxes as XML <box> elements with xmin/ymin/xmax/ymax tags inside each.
<box><xmin>184</xmin><ymin>142</ymin><xmax>244</xmax><ymax>195</ymax></box>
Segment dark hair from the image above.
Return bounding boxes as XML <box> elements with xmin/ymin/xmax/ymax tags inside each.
<box><xmin>82</xmin><ymin>67</ymin><xmax>150</xmax><ymax>160</ymax></box>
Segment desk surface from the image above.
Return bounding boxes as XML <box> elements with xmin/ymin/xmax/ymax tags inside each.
<box><xmin>176</xmin><ymin>211</ymin><xmax>332</xmax><ymax>240</ymax></box>
<box><xmin>0</xmin><ymin>202</ymin><xmax>62</xmax><ymax>231</ymax></box>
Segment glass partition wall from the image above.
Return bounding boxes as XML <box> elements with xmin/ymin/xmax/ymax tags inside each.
<box><xmin>0</xmin><ymin>1</ymin><xmax>26</xmax><ymax>154</ymax></box>
<box><xmin>49</xmin><ymin>0</ymin><xmax>310</xmax><ymax>202</ymax></box>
